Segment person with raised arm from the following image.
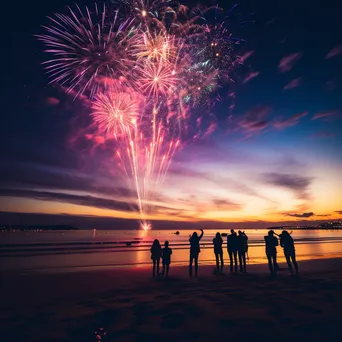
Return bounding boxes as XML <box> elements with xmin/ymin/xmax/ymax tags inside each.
<box><xmin>189</xmin><ymin>229</ymin><xmax>204</xmax><ymax>277</ymax></box>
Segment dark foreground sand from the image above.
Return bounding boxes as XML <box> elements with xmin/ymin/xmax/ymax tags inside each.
<box><xmin>1</xmin><ymin>259</ymin><xmax>342</xmax><ymax>342</ymax></box>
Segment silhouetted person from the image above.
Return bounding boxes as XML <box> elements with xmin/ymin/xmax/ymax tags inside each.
<box><xmin>162</xmin><ymin>241</ymin><xmax>172</xmax><ymax>278</ymax></box>
<box><xmin>189</xmin><ymin>229</ymin><xmax>204</xmax><ymax>277</ymax></box>
<box><xmin>227</xmin><ymin>229</ymin><xmax>238</xmax><ymax>273</ymax></box>
<box><xmin>237</xmin><ymin>231</ymin><xmax>248</xmax><ymax>273</ymax></box>
<box><xmin>264</xmin><ymin>230</ymin><xmax>278</xmax><ymax>276</ymax></box>
<box><xmin>150</xmin><ymin>239</ymin><xmax>162</xmax><ymax>278</ymax></box>
<box><xmin>213</xmin><ymin>232</ymin><xmax>224</xmax><ymax>273</ymax></box>
<box><xmin>280</xmin><ymin>230</ymin><xmax>298</xmax><ymax>276</ymax></box>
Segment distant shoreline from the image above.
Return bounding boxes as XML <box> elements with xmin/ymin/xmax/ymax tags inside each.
<box><xmin>0</xmin><ymin>225</ymin><xmax>78</xmax><ymax>231</ymax></box>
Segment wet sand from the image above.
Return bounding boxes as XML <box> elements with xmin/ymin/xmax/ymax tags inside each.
<box><xmin>1</xmin><ymin>258</ymin><xmax>342</xmax><ymax>342</ymax></box>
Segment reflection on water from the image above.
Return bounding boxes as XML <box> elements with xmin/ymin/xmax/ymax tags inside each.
<box><xmin>1</xmin><ymin>229</ymin><xmax>342</xmax><ymax>271</ymax></box>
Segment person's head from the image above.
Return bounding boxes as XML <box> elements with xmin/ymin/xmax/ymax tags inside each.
<box><xmin>238</xmin><ymin>230</ymin><xmax>242</xmax><ymax>235</ymax></box>
<box><xmin>192</xmin><ymin>232</ymin><xmax>198</xmax><ymax>238</ymax></box>
<box><xmin>268</xmin><ymin>230</ymin><xmax>274</xmax><ymax>236</ymax></box>
<box><xmin>282</xmin><ymin>230</ymin><xmax>289</xmax><ymax>237</ymax></box>
<box><xmin>216</xmin><ymin>232</ymin><xmax>221</xmax><ymax>239</ymax></box>
<box><xmin>164</xmin><ymin>241</ymin><xmax>169</xmax><ymax>247</ymax></box>
<box><xmin>230</xmin><ymin>229</ymin><xmax>235</xmax><ymax>234</ymax></box>
<box><xmin>153</xmin><ymin>239</ymin><xmax>160</xmax><ymax>246</ymax></box>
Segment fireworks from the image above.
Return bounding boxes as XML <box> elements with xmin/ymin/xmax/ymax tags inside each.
<box><xmin>36</xmin><ymin>4</ymin><xmax>136</xmax><ymax>98</ymax></box>
<box><xmin>92</xmin><ymin>90</ymin><xmax>141</xmax><ymax>137</ymax></box>
<box><xmin>38</xmin><ymin>0</ymin><xmax>242</xmax><ymax>229</ymax></box>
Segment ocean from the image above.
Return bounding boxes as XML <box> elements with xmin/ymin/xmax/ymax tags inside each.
<box><xmin>1</xmin><ymin>229</ymin><xmax>342</xmax><ymax>272</ymax></box>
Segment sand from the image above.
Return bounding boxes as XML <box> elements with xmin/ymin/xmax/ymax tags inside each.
<box><xmin>1</xmin><ymin>258</ymin><xmax>342</xmax><ymax>342</ymax></box>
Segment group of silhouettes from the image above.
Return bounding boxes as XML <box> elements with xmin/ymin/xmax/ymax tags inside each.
<box><xmin>150</xmin><ymin>228</ymin><xmax>299</xmax><ymax>278</ymax></box>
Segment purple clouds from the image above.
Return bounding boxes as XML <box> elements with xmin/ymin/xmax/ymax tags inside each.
<box><xmin>283</xmin><ymin>77</ymin><xmax>302</xmax><ymax>90</ymax></box>
<box><xmin>243</xmin><ymin>71</ymin><xmax>260</xmax><ymax>84</ymax></box>
<box><xmin>325</xmin><ymin>45</ymin><xmax>342</xmax><ymax>59</ymax></box>
<box><xmin>262</xmin><ymin>172</ymin><xmax>312</xmax><ymax>200</ymax></box>
<box><xmin>273</xmin><ymin>111</ymin><xmax>308</xmax><ymax>129</ymax></box>
<box><xmin>278</xmin><ymin>52</ymin><xmax>303</xmax><ymax>73</ymax></box>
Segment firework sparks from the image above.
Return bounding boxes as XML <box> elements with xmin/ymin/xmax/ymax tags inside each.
<box><xmin>139</xmin><ymin>59</ymin><xmax>178</xmax><ymax>98</ymax></box>
<box><xmin>92</xmin><ymin>90</ymin><xmax>141</xmax><ymax>136</ymax></box>
<box><xmin>38</xmin><ymin>0</ymin><xmax>243</xmax><ymax>229</ymax></box>
<box><xmin>37</xmin><ymin>4</ymin><xmax>136</xmax><ymax>98</ymax></box>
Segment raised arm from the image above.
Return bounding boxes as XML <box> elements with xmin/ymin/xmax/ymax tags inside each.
<box><xmin>199</xmin><ymin>229</ymin><xmax>204</xmax><ymax>240</ymax></box>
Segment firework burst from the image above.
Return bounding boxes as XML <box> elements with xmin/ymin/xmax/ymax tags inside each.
<box><xmin>92</xmin><ymin>90</ymin><xmax>142</xmax><ymax>137</ymax></box>
<box><xmin>37</xmin><ymin>4</ymin><xmax>136</xmax><ymax>98</ymax></box>
<box><xmin>39</xmin><ymin>0</ymin><xmax>244</xmax><ymax>229</ymax></box>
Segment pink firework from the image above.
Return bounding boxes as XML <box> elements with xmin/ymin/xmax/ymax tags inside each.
<box><xmin>139</xmin><ymin>59</ymin><xmax>179</xmax><ymax>98</ymax></box>
<box><xmin>37</xmin><ymin>4</ymin><xmax>136</xmax><ymax>98</ymax></box>
<box><xmin>92</xmin><ymin>91</ymin><xmax>141</xmax><ymax>137</ymax></box>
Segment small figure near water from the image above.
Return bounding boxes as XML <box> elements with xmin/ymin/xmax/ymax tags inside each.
<box><xmin>189</xmin><ymin>229</ymin><xmax>204</xmax><ymax>277</ymax></box>
<box><xmin>227</xmin><ymin>229</ymin><xmax>238</xmax><ymax>273</ymax></box>
<box><xmin>162</xmin><ymin>241</ymin><xmax>172</xmax><ymax>278</ymax></box>
<box><xmin>264</xmin><ymin>230</ymin><xmax>278</xmax><ymax>276</ymax></box>
<box><xmin>279</xmin><ymin>230</ymin><xmax>299</xmax><ymax>276</ymax></box>
<box><xmin>213</xmin><ymin>232</ymin><xmax>224</xmax><ymax>274</ymax></box>
<box><xmin>150</xmin><ymin>239</ymin><xmax>162</xmax><ymax>278</ymax></box>
<box><xmin>237</xmin><ymin>230</ymin><xmax>248</xmax><ymax>273</ymax></box>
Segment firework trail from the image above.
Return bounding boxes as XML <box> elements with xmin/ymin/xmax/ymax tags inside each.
<box><xmin>38</xmin><ymin>1</ymin><xmax>243</xmax><ymax>230</ymax></box>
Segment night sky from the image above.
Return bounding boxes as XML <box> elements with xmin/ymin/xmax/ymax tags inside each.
<box><xmin>1</xmin><ymin>0</ymin><xmax>341</xmax><ymax>229</ymax></box>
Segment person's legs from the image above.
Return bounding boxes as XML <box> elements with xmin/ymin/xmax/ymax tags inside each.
<box><xmin>152</xmin><ymin>259</ymin><xmax>156</xmax><ymax>278</ymax></box>
<box><xmin>233</xmin><ymin>251</ymin><xmax>238</xmax><ymax>273</ymax></box>
<box><xmin>166</xmin><ymin>264</ymin><xmax>169</xmax><ymax>277</ymax></box>
<box><xmin>228</xmin><ymin>251</ymin><xmax>233</xmax><ymax>272</ymax></box>
<box><xmin>238</xmin><ymin>251</ymin><xmax>243</xmax><ymax>272</ymax></box>
<box><xmin>272</xmin><ymin>255</ymin><xmax>278</xmax><ymax>275</ymax></box>
<box><xmin>220</xmin><ymin>252</ymin><xmax>224</xmax><ymax>273</ymax></box>
<box><xmin>267</xmin><ymin>253</ymin><xmax>273</xmax><ymax>275</ymax></box>
<box><xmin>291</xmin><ymin>252</ymin><xmax>299</xmax><ymax>274</ymax></box>
<box><xmin>195</xmin><ymin>255</ymin><xmax>198</xmax><ymax>277</ymax></box>
<box><xmin>242</xmin><ymin>252</ymin><xmax>246</xmax><ymax>272</ymax></box>
<box><xmin>285</xmin><ymin>253</ymin><xmax>293</xmax><ymax>275</ymax></box>
<box><xmin>162</xmin><ymin>263</ymin><xmax>165</xmax><ymax>277</ymax></box>
<box><xmin>189</xmin><ymin>255</ymin><xmax>193</xmax><ymax>276</ymax></box>
<box><xmin>156</xmin><ymin>259</ymin><xmax>160</xmax><ymax>276</ymax></box>
<box><xmin>215</xmin><ymin>253</ymin><xmax>219</xmax><ymax>272</ymax></box>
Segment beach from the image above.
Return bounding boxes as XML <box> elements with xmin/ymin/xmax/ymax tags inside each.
<box><xmin>1</xmin><ymin>258</ymin><xmax>342</xmax><ymax>342</ymax></box>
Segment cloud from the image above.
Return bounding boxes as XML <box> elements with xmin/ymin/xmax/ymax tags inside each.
<box><xmin>278</xmin><ymin>52</ymin><xmax>303</xmax><ymax>73</ymax></box>
<box><xmin>45</xmin><ymin>97</ymin><xmax>60</xmax><ymax>106</ymax></box>
<box><xmin>286</xmin><ymin>212</ymin><xmax>314</xmax><ymax>218</ymax></box>
<box><xmin>285</xmin><ymin>212</ymin><xmax>330</xmax><ymax>218</ymax></box>
<box><xmin>273</xmin><ymin>111</ymin><xmax>308</xmax><ymax>129</ymax></box>
<box><xmin>311</xmin><ymin>131</ymin><xmax>335</xmax><ymax>138</ymax></box>
<box><xmin>262</xmin><ymin>173</ymin><xmax>312</xmax><ymax>200</ymax></box>
<box><xmin>312</xmin><ymin>110</ymin><xmax>339</xmax><ymax>120</ymax></box>
<box><xmin>335</xmin><ymin>211</ymin><xmax>342</xmax><ymax>215</ymax></box>
<box><xmin>212</xmin><ymin>198</ymin><xmax>242</xmax><ymax>211</ymax></box>
<box><xmin>168</xmin><ymin>164</ymin><xmax>270</xmax><ymax>202</ymax></box>
<box><xmin>0</xmin><ymin>188</ymin><xmax>136</xmax><ymax>212</ymax></box>
<box><xmin>325</xmin><ymin>45</ymin><xmax>342</xmax><ymax>59</ymax></box>
<box><xmin>238</xmin><ymin>50</ymin><xmax>255</xmax><ymax>64</ymax></box>
<box><xmin>283</xmin><ymin>77</ymin><xmax>302</xmax><ymax>90</ymax></box>
<box><xmin>236</xmin><ymin>105</ymin><xmax>272</xmax><ymax>136</ymax></box>
<box><xmin>0</xmin><ymin>161</ymin><xmax>136</xmax><ymax>199</ymax></box>
<box><xmin>242</xmin><ymin>71</ymin><xmax>260</xmax><ymax>84</ymax></box>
